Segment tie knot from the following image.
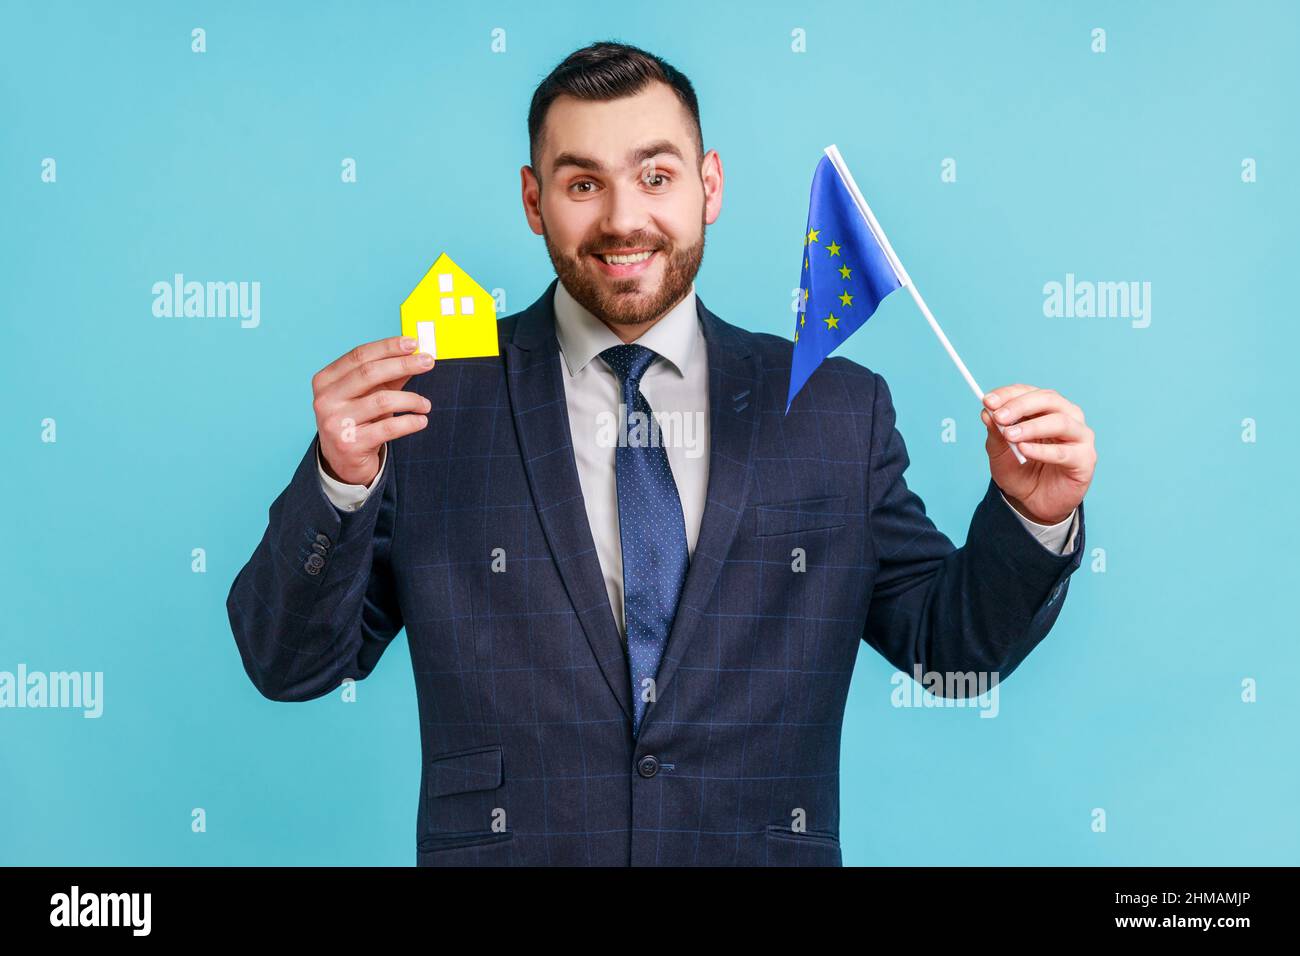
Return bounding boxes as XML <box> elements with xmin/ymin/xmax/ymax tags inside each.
<box><xmin>600</xmin><ymin>343</ymin><xmax>657</xmax><ymax>390</ymax></box>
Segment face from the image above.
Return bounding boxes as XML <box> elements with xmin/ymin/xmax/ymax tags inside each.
<box><xmin>521</xmin><ymin>80</ymin><xmax>724</xmax><ymax>332</ymax></box>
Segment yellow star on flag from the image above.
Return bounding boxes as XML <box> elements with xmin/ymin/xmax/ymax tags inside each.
<box><xmin>824</xmin><ymin>313</ymin><xmax>839</xmax><ymax>330</ymax></box>
<box><xmin>839</xmin><ymin>291</ymin><xmax>854</xmax><ymax>307</ymax></box>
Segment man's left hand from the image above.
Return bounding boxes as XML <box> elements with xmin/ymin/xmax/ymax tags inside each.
<box><xmin>981</xmin><ymin>385</ymin><xmax>1096</xmax><ymax>525</ymax></box>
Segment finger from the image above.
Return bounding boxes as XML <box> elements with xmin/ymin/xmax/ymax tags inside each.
<box><xmin>314</xmin><ymin>335</ymin><xmax>420</xmax><ymax>392</ymax></box>
<box><xmin>328</xmin><ymin>350</ymin><xmax>435</xmax><ymax>401</ymax></box>
<box><xmin>983</xmin><ymin>384</ymin><xmax>1038</xmax><ymax>412</ymax></box>
<box><xmin>370</xmin><ymin>372</ymin><xmax>418</xmax><ymax>396</ymax></box>
<box><xmin>1000</xmin><ymin>411</ymin><xmax>1091</xmax><ymax>445</ymax></box>
<box><xmin>981</xmin><ymin>407</ymin><xmax>1005</xmax><ymax>440</ymax></box>
<box><xmin>989</xmin><ymin>387</ymin><xmax>1070</xmax><ymax>426</ymax></box>
<box><xmin>981</xmin><ymin>408</ymin><xmax>1023</xmax><ymax>457</ymax></box>
<box><xmin>1014</xmin><ymin>440</ymin><xmax>1086</xmax><ymax>468</ymax></box>
<box><xmin>1049</xmin><ymin>400</ymin><xmax>1086</xmax><ymax>426</ymax></box>
<box><xmin>353</xmin><ymin>413</ymin><xmax>429</xmax><ymax>448</ymax></box>
<box><xmin>985</xmin><ymin>385</ymin><xmax>1086</xmax><ymax>426</ymax></box>
<box><xmin>332</xmin><ymin>389</ymin><xmax>433</xmax><ymax>430</ymax></box>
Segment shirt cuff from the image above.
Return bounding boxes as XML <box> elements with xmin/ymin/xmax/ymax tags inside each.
<box><xmin>999</xmin><ymin>489</ymin><xmax>1078</xmax><ymax>554</ymax></box>
<box><xmin>317</xmin><ymin>442</ymin><xmax>387</xmax><ymax>512</ymax></box>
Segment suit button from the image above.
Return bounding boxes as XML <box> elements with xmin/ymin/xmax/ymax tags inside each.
<box><xmin>305</xmin><ymin>553</ymin><xmax>326</xmax><ymax>575</ymax></box>
<box><xmin>637</xmin><ymin>755</ymin><xmax>660</xmax><ymax>778</ymax></box>
<box><xmin>315</xmin><ymin>533</ymin><xmax>331</xmax><ymax>549</ymax></box>
<box><xmin>311</xmin><ymin>542</ymin><xmax>328</xmax><ymax>556</ymax></box>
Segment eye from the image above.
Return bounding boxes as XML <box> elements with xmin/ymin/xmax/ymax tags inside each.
<box><xmin>643</xmin><ymin>172</ymin><xmax>671</xmax><ymax>188</ymax></box>
<box><xmin>570</xmin><ymin>180</ymin><xmax>597</xmax><ymax>194</ymax></box>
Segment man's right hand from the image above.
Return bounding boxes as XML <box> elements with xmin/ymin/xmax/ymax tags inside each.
<box><xmin>313</xmin><ymin>335</ymin><xmax>435</xmax><ymax>486</ymax></box>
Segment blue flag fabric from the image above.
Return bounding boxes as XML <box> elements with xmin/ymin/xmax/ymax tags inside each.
<box><xmin>786</xmin><ymin>153</ymin><xmax>904</xmax><ymax>413</ymax></box>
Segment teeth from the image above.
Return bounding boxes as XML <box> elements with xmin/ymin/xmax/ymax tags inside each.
<box><xmin>600</xmin><ymin>250</ymin><xmax>653</xmax><ymax>265</ymax></box>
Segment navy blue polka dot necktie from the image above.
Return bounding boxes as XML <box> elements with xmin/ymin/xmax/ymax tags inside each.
<box><xmin>600</xmin><ymin>343</ymin><xmax>690</xmax><ymax>738</ymax></box>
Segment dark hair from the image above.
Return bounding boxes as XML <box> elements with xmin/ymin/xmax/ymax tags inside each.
<box><xmin>527</xmin><ymin>41</ymin><xmax>703</xmax><ymax>178</ymax></box>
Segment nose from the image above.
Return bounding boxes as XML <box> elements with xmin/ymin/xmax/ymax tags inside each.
<box><xmin>599</xmin><ymin>179</ymin><xmax>651</xmax><ymax>243</ymax></box>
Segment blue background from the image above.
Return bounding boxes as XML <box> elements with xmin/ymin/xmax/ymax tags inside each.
<box><xmin>3</xmin><ymin>0</ymin><xmax>1296</xmax><ymax>865</ymax></box>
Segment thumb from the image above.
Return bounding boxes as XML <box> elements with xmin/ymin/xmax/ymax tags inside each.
<box><xmin>982</xmin><ymin>408</ymin><xmax>1010</xmax><ymax>452</ymax></box>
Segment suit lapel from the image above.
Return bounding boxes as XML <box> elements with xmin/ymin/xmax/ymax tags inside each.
<box><xmin>640</xmin><ymin>295</ymin><xmax>762</xmax><ymax>732</ymax></box>
<box><xmin>503</xmin><ymin>279</ymin><xmax>633</xmax><ymax>725</ymax></box>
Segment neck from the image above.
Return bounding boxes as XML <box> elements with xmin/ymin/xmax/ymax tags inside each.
<box><xmin>603</xmin><ymin>315</ymin><xmax>660</xmax><ymax>345</ymax></box>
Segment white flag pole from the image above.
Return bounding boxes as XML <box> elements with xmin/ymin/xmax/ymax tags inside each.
<box><xmin>823</xmin><ymin>144</ymin><xmax>1027</xmax><ymax>466</ymax></box>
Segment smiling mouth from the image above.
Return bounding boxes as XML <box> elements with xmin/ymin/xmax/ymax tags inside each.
<box><xmin>590</xmin><ymin>248</ymin><xmax>659</xmax><ymax>278</ymax></box>
<box><xmin>594</xmin><ymin>249</ymin><xmax>656</xmax><ymax>265</ymax></box>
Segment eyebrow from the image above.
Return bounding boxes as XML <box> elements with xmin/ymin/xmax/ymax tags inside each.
<box><xmin>551</xmin><ymin>139</ymin><xmax>685</xmax><ymax>175</ymax></box>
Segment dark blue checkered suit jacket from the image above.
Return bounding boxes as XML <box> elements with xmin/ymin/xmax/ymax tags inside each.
<box><xmin>227</xmin><ymin>277</ymin><xmax>1085</xmax><ymax>866</ymax></box>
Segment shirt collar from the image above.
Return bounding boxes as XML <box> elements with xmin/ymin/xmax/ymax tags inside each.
<box><xmin>553</xmin><ymin>276</ymin><xmax>699</xmax><ymax>379</ymax></box>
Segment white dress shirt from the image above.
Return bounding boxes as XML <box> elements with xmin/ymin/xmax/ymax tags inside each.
<box><xmin>317</xmin><ymin>280</ymin><xmax>1079</xmax><ymax>635</ymax></box>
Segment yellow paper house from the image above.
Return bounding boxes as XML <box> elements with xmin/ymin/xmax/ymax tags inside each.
<box><xmin>400</xmin><ymin>252</ymin><xmax>499</xmax><ymax>360</ymax></box>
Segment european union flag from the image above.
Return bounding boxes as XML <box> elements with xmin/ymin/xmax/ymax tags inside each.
<box><xmin>786</xmin><ymin>151</ymin><xmax>906</xmax><ymax>413</ymax></box>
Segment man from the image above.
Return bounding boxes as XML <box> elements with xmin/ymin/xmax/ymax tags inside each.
<box><xmin>227</xmin><ymin>41</ymin><xmax>1096</xmax><ymax>866</ymax></box>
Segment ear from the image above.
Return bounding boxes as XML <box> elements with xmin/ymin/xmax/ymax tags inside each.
<box><xmin>701</xmin><ymin>149</ymin><xmax>723</xmax><ymax>225</ymax></box>
<box><xmin>520</xmin><ymin>165</ymin><xmax>544</xmax><ymax>236</ymax></box>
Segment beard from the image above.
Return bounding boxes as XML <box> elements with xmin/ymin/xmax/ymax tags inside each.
<box><xmin>541</xmin><ymin>208</ymin><xmax>706</xmax><ymax>329</ymax></box>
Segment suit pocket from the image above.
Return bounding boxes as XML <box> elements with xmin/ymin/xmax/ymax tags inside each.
<box><xmin>417</xmin><ymin>829</ymin><xmax>513</xmax><ymax>855</ymax></box>
<box><xmin>764</xmin><ymin>824</ymin><xmax>843</xmax><ymax>866</ymax></box>
<box><xmin>755</xmin><ymin>495</ymin><xmax>847</xmax><ymax>537</ymax></box>
<box><xmin>427</xmin><ymin>745</ymin><xmax>504</xmax><ymax>798</ymax></box>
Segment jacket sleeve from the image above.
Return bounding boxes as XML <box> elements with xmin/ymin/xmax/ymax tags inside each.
<box><xmin>862</xmin><ymin>371</ymin><xmax>1086</xmax><ymax>691</ymax></box>
<box><xmin>226</xmin><ymin>433</ymin><xmax>403</xmax><ymax>702</ymax></box>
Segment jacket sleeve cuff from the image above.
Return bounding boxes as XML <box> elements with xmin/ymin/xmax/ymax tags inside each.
<box><xmin>973</xmin><ymin>477</ymin><xmax>1086</xmax><ymax>609</ymax></box>
<box><xmin>277</xmin><ymin>434</ymin><xmax>394</xmax><ymax>582</ymax></box>
<box><xmin>317</xmin><ymin>442</ymin><xmax>388</xmax><ymax>513</ymax></box>
<box><xmin>998</xmin><ymin>489</ymin><xmax>1078</xmax><ymax>554</ymax></box>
